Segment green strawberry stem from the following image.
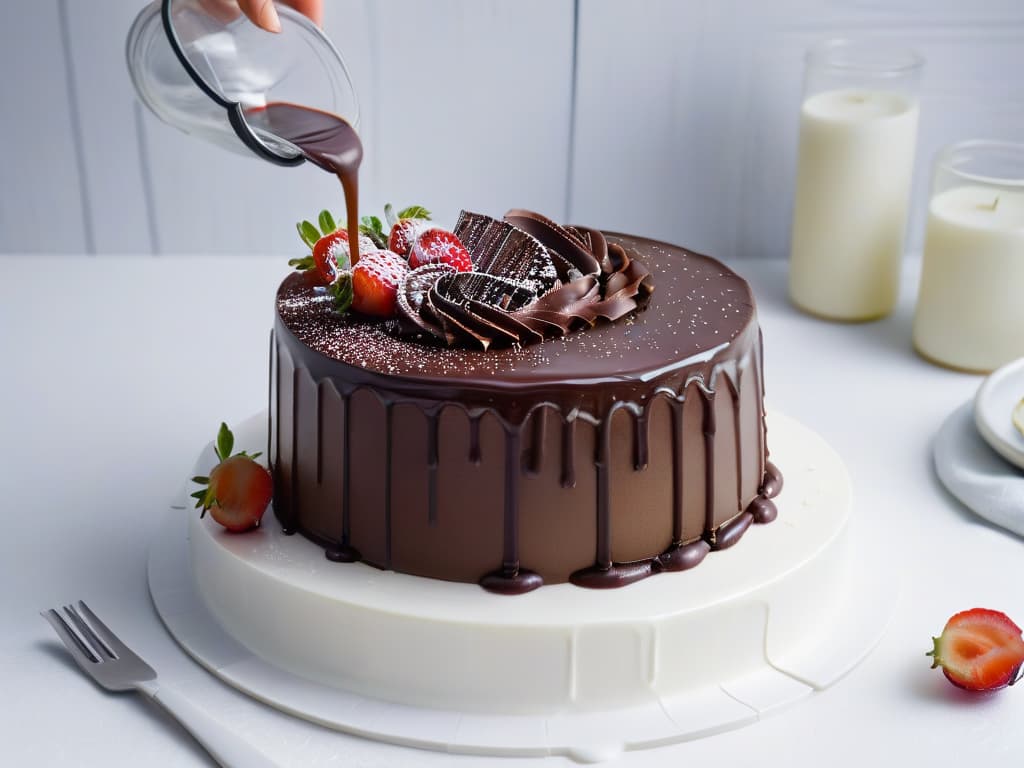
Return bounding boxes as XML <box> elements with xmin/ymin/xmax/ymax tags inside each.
<box><xmin>397</xmin><ymin>205</ymin><xmax>431</xmax><ymax>221</ymax></box>
<box><xmin>328</xmin><ymin>271</ymin><xmax>354</xmax><ymax>313</ymax></box>
<box><xmin>926</xmin><ymin>636</ymin><xmax>941</xmax><ymax>668</ymax></box>
<box><xmin>359</xmin><ymin>215</ymin><xmax>388</xmax><ymax>249</ymax></box>
<box><xmin>318</xmin><ymin>209</ymin><xmax>337</xmax><ymax>234</ymax></box>
<box><xmin>298</xmin><ymin>220</ymin><xmax>320</xmax><ymax>250</ymax></box>
<box><xmin>288</xmin><ymin>255</ymin><xmax>315</xmax><ymax>272</ymax></box>
<box><xmin>215</xmin><ymin>422</ymin><xmax>233</xmax><ymax>461</ymax></box>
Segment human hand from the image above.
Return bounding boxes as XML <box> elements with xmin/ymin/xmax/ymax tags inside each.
<box><xmin>236</xmin><ymin>0</ymin><xmax>323</xmax><ymax>32</ymax></box>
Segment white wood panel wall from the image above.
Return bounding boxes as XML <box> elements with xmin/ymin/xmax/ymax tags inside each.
<box><xmin>1</xmin><ymin>1</ymin><xmax>573</xmax><ymax>256</ymax></box>
<box><xmin>0</xmin><ymin>2</ymin><xmax>90</xmax><ymax>253</ymax></box>
<box><xmin>2</xmin><ymin>1</ymin><xmax>1022</xmax><ymax>258</ymax></box>
<box><xmin>570</xmin><ymin>0</ymin><xmax>1024</xmax><ymax>260</ymax></box>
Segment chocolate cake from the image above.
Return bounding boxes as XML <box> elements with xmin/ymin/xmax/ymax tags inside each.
<box><xmin>268</xmin><ymin>214</ymin><xmax>781</xmax><ymax>594</ymax></box>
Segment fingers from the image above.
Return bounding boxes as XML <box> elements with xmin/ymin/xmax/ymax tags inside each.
<box><xmin>236</xmin><ymin>0</ymin><xmax>323</xmax><ymax>31</ymax></box>
<box><xmin>237</xmin><ymin>0</ymin><xmax>281</xmax><ymax>32</ymax></box>
<box><xmin>281</xmin><ymin>0</ymin><xmax>324</xmax><ymax>27</ymax></box>
<box><xmin>196</xmin><ymin>0</ymin><xmax>243</xmax><ymax>24</ymax></box>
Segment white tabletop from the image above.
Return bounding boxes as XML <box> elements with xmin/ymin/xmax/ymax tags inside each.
<box><xmin>2</xmin><ymin>254</ymin><xmax>1021</xmax><ymax>766</ymax></box>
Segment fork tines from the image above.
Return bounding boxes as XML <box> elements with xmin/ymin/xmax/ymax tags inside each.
<box><xmin>41</xmin><ymin>601</ymin><xmax>125</xmax><ymax>666</ymax></box>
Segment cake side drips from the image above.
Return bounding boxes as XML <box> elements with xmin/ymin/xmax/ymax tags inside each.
<box><xmin>270</xmin><ymin>235</ymin><xmax>781</xmax><ymax>593</ymax></box>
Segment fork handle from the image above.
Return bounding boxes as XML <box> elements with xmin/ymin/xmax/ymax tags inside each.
<box><xmin>142</xmin><ymin>683</ymin><xmax>278</xmax><ymax>767</ymax></box>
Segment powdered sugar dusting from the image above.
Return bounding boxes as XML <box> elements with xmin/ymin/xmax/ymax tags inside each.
<box><xmin>277</xmin><ymin>235</ymin><xmax>754</xmax><ymax>384</ymax></box>
<box><xmin>353</xmin><ymin>250</ymin><xmax>408</xmax><ymax>283</ymax></box>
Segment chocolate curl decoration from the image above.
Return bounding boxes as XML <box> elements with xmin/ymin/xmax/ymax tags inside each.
<box><xmin>504</xmin><ymin>209</ymin><xmax>600</xmax><ymax>280</ymax></box>
<box><xmin>394</xmin><ymin>263</ymin><xmax>456</xmax><ymax>341</ymax></box>
<box><xmin>393</xmin><ymin>210</ymin><xmax>653</xmax><ymax>349</ymax></box>
<box><xmin>454</xmin><ymin>211</ymin><xmax>558</xmax><ymax>294</ymax></box>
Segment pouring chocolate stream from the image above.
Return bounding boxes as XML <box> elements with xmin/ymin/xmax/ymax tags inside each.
<box><xmin>246</xmin><ymin>102</ymin><xmax>364</xmax><ymax>265</ymax></box>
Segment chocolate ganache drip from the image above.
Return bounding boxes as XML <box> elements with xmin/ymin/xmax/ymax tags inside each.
<box><xmin>393</xmin><ymin>210</ymin><xmax>654</xmax><ymax>349</ymax></box>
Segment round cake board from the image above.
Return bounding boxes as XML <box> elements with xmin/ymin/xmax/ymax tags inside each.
<box><xmin>149</xmin><ymin>411</ymin><xmax>891</xmax><ymax>763</ymax></box>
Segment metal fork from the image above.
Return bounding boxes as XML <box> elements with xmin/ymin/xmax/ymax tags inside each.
<box><xmin>41</xmin><ymin>601</ymin><xmax>276</xmax><ymax>767</ymax></box>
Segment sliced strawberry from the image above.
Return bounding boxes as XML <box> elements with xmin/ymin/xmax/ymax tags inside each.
<box><xmin>192</xmin><ymin>424</ymin><xmax>273</xmax><ymax>533</ymax></box>
<box><xmin>351</xmin><ymin>250</ymin><xmax>410</xmax><ymax>318</ymax></box>
<box><xmin>409</xmin><ymin>228</ymin><xmax>472</xmax><ymax>272</ymax></box>
<box><xmin>928</xmin><ymin>608</ymin><xmax>1024</xmax><ymax>691</ymax></box>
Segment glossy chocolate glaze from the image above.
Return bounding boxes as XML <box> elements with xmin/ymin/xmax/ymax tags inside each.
<box><xmin>270</xmin><ymin>234</ymin><xmax>781</xmax><ymax>593</ymax></box>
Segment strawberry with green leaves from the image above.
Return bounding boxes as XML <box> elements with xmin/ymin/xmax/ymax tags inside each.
<box><xmin>191</xmin><ymin>423</ymin><xmax>273</xmax><ymax>533</ymax></box>
<box><xmin>375</xmin><ymin>203</ymin><xmax>472</xmax><ymax>272</ymax></box>
<box><xmin>356</xmin><ymin>204</ymin><xmax>433</xmax><ymax>256</ymax></box>
<box><xmin>288</xmin><ymin>202</ymin><xmax>446</xmax><ymax>318</ymax></box>
<box><xmin>290</xmin><ymin>210</ymin><xmax>374</xmax><ymax>286</ymax></box>
<box><xmin>928</xmin><ymin>608</ymin><xmax>1024</xmax><ymax>691</ymax></box>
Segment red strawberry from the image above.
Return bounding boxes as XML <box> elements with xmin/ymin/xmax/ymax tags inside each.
<box><xmin>192</xmin><ymin>424</ymin><xmax>273</xmax><ymax>533</ymax></box>
<box><xmin>312</xmin><ymin>230</ymin><xmax>376</xmax><ymax>284</ymax></box>
<box><xmin>927</xmin><ymin>608</ymin><xmax>1024</xmax><ymax>691</ymax></box>
<box><xmin>292</xmin><ymin>210</ymin><xmax>375</xmax><ymax>285</ymax></box>
<box><xmin>351</xmin><ymin>250</ymin><xmax>410</xmax><ymax>318</ymax></box>
<box><xmin>389</xmin><ymin>218</ymin><xmax>431</xmax><ymax>257</ymax></box>
<box><xmin>409</xmin><ymin>228</ymin><xmax>472</xmax><ymax>272</ymax></box>
<box><xmin>205</xmin><ymin>456</ymin><xmax>273</xmax><ymax>532</ymax></box>
<box><xmin>384</xmin><ymin>203</ymin><xmax>432</xmax><ymax>257</ymax></box>
<box><xmin>311</xmin><ymin>230</ymin><xmax>349</xmax><ymax>283</ymax></box>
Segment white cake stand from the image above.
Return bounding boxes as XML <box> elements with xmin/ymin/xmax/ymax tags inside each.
<box><xmin>149</xmin><ymin>411</ymin><xmax>890</xmax><ymax>763</ymax></box>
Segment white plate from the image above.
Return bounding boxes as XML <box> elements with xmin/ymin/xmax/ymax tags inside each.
<box><xmin>936</xmin><ymin>401</ymin><xmax>1024</xmax><ymax>537</ymax></box>
<box><xmin>974</xmin><ymin>356</ymin><xmax>1024</xmax><ymax>471</ymax></box>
